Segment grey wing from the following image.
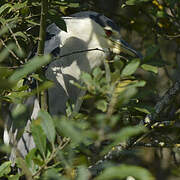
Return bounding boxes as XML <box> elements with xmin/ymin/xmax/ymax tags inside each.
<box><xmin>45</xmin><ymin>36</ymin><xmax>92</xmax><ymax>115</ymax></box>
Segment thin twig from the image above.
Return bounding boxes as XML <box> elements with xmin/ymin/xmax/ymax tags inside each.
<box><xmin>0</xmin><ymin>48</ymin><xmax>106</xmax><ymax>69</ymax></box>
<box><xmin>7</xmin><ymin>25</ymin><xmax>23</xmax><ymax>53</ymax></box>
<box><xmin>54</xmin><ymin>48</ymin><xmax>106</xmax><ymax>60</ymax></box>
<box><xmin>165</xmin><ymin>34</ymin><xmax>180</xmax><ymax>39</ymax></box>
<box><xmin>32</xmin><ymin>139</ymin><xmax>70</xmax><ymax>178</ymax></box>
<box><xmin>134</xmin><ymin>142</ymin><xmax>174</xmax><ymax>148</ymax></box>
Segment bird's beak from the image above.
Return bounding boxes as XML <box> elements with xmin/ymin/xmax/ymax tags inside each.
<box><xmin>110</xmin><ymin>38</ymin><xmax>143</xmax><ymax>59</ymax></box>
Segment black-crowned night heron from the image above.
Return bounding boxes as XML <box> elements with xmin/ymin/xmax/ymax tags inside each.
<box><xmin>4</xmin><ymin>11</ymin><xmax>142</xmax><ymax>161</ymax></box>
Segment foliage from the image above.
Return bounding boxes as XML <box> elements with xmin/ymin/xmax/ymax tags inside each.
<box><xmin>0</xmin><ymin>0</ymin><xmax>180</xmax><ymax>179</ymax></box>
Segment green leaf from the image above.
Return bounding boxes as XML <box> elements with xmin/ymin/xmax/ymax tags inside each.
<box><xmin>31</xmin><ymin>123</ymin><xmax>46</xmax><ymax>158</ymax></box>
<box><xmin>96</xmin><ymin>164</ymin><xmax>154</xmax><ymax>180</ymax></box>
<box><xmin>126</xmin><ymin>0</ymin><xmax>138</xmax><ymax>5</ymax></box>
<box><xmin>31</xmin><ymin>81</ymin><xmax>54</xmax><ymax>95</ymax></box>
<box><xmin>157</xmin><ymin>11</ymin><xmax>165</xmax><ymax>18</ymax></box>
<box><xmin>32</xmin><ymin>157</ymin><xmax>44</xmax><ymax>166</ymax></box>
<box><xmin>68</xmin><ymin>3</ymin><xmax>80</xmax><ymax>8</ymax></box>
<box><xmin>9</xmin><ymin>55</ymin><xmax>51</xmax><ymax>82</ymax></box>
<box><xmin>141</xmin><ymin>64</ymin><xmax>158</xmax><ymax>74</ymax></box>
<box><xmin>30</xmin><ymin>74</ymin><xmax>43</xmax><ymax>82</ymax></box>
<box><xmin>11</xmin><ymin>2</ymin><xmax>27</xmax><ymax>10</ymax></box>
<box><xmin>92</xmin><ymin>67</ymin><xmax>104</xmax><ymax>80</ymax></box>
<box><xmin>38</xmin><ymin>110</ymin><xmax>56</xmax><ymax>144</ymax></box>
<box><xmin>13</xmin><ymin>31</ymin><xmax>27</xmax><ymax>40</ymax></box>
<box><xmin>134</xmin><ymin>107</ymin><xmax>151</xmax><ymax>114</ymax></box>
<box><xmin>26</xmin><ymin>20</ymin><xmax>40</xmax><ymax>26</ymax></box>
<box><xmin>81</xmin><ymin>72</ymin><xmax>93</xmax><ymax>84</ymax></box>
<box><xmin>96</xmin><ymin>100</ymin><xmax>108</xmax><ymax>112</ymax></box>
<box><xmin>0</xmin><ymin>161</ymin><xmax>11</xmax><ymax>177</ymax></box>
<box><xmin>116</xmin><ymin>80</ymin><xmax>146</xmax><ymax>94</ymax></box>
<box><xmin>0</xmin><ymin>4</ymin><xmax>12</xmax><ymax>15</ymax></box>
<box><xmin>121</xmin><ymin>59</ymin><xmax>140</xmax><ymax>77</ymax></box>
<box><xmin>126</xmin><ymin>0</ymin><xmax>150</xmax><ymax>5</ymax></box>
<box><xmin>130</xmin><ymin>80</ymin><xmax>146</xmax><ymax>88</ymax></box>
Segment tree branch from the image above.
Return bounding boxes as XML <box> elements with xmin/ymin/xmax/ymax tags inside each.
<box><xmin>37</xmin><ymin>0</ymin><xmax>48</xmax><ymax>111</ymax></box>
<box><xmin>143</xmin><ymin>80</ymin><xmax>180</xmax><ymax>128</ymax></box>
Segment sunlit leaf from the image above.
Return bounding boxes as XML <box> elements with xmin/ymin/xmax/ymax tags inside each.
<box><xmin>134</xmin><ymin>107</ymin><xmax>151</xmax><ymax>114</ymax></box>
<box><xmin>121</xmin><ymin>59</ymin><xmax>140</xmax><ymax>77</ymax></box>
<box><xmin>115</xmin><ymin>80</ymin><xmax>133</xmax><ymax>94</ymax></box>
<box><xmin>141</xmin><ymin>64</ymin><xmax>158</xmax><ymax>74</ymax></box>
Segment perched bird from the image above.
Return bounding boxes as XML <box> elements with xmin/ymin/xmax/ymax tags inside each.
<box><xmin>3</xmin><ymin>11</ymin><xmax>142</xmax><ymax>162</ymax></box>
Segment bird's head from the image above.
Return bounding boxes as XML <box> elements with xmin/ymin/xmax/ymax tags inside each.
<box><xmin>71</xmin><ymin>11</ymin><xmax>142</xmax><ymax>59</ymax></box>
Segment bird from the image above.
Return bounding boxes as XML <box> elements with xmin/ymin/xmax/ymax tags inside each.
<box><xmin>3</xmin><ymin>11</ymin><xmax>142</xmax><ymax>162</ymax></box>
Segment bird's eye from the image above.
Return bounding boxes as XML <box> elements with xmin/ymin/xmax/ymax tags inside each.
<box><xmin>105</xmin><ymin>29</ymin><xmax>113</xmax><ymax>37</ymax></box>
